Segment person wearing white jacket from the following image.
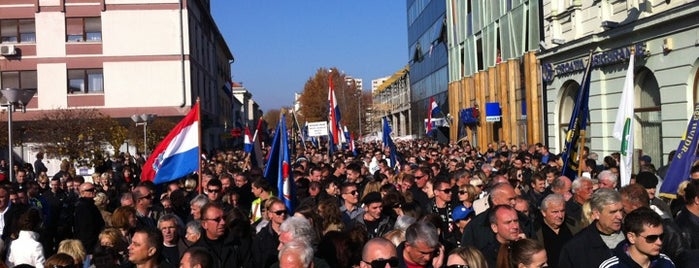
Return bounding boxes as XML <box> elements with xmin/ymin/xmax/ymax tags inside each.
<box><xmin>6</xmin><ymin>208</ymin><xmax>44</xmax><ymax>268</ymax></box>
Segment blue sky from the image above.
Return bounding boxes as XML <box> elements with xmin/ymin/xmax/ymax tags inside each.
<box><xmin>211</xmin><ymin>1</ymin><xmax>408</xmax><ymax>112</ymax></box>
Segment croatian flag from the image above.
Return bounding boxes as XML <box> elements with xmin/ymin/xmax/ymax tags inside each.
<box><xmin>430</xmin><ymin>96</ymin><xmax>441</xmax><ymax>116</ymax></box>
<box><xmin>427</xmin><ymin>96</ymin><xmax>440</xmax><ymax>134</ymax></box>
<box><xmin>264</xmin><ymin>115</ymin><xmax>296</xmax><ymax>213</ymax></box>
<box><xmin>142</xmin><ymin>103</ymin><xmax>200</xmax><ymax>184</ymax></box>
<box><xmin>244</xmin><ymin>126</ymin><xmax>253</xmax><ymax>153</ymax></box>
<box><xmin>328</xmin><ymin>74</ymin><xmax>341</xmax><ymax>147</ymax></box>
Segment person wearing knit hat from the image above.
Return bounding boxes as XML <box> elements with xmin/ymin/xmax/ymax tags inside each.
<box><xmin>635</xmin><ymin>172</ymin><xmax>672</xmax><ymax>218</ymax></box>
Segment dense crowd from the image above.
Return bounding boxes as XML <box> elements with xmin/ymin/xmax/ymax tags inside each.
<box><xmin>0</xmin><ymin>138</ymin><xmax>698</xmax><ymax>268</ymax></box>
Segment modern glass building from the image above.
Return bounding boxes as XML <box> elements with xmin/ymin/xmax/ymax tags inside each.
<box><xmin>407</xmin><ymin>0</ymin><xmax>449</xmax><ymax>138</ymax></box>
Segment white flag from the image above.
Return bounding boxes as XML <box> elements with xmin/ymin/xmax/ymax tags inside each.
<box><xmin>613</xmin><ymin>52</ymin><xmax>635</xmax><ymax>186</ymax></box>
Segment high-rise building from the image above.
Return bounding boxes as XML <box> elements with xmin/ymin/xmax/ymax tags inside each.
<box><xmin>0</xmin><ymin>0</ymin><xmax>237</xmax><ymax>152</ymax></box>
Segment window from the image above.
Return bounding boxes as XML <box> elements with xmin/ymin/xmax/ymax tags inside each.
<box><xmin>0</xmin><ymin>19</ymin><xmax>36</xmax><ymax>43</ymax></box>
<box><xmin>1</xmin><ymin>71</ymin><xmax>37</xmax><ymax>89</ymax></box>
<box><xmin>66</xmin><ymin>17</ymin><xmax>101</xmax><ymax>42</ymax></box>
<box><xmin>68</xmin><ymin>69</ymin><xmax>103</xmax><ymax>94</ymax></box>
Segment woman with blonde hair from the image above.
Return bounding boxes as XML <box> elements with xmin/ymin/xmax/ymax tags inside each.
<box><xmin>94</xmin><ymin>192</ymin><xmax>112</xmax><ymax>227</ymax></box>
<box><xmin>446</xmin><ymin>245</ymin><xmax>488</xmax><ymax>268</ymax></box>
<box><xmin>360</xmin><ymin>180</ymin><xmax>382</xmax><ymax>201</ymax></box>
<box><xmin>57</xmin><ymin>239</ymin><xmax>86</xmax><ymax>266</ymax></box>
<box><xmin>457</xmin><ymin>184</ymin><xmax>477</xmax><ymax>209</ymax></box>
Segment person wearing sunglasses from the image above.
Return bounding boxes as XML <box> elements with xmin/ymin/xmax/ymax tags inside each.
<box><xmin>193</xmin><ymin>202</ymin><xmax>251</xmax><ymax>268</ymax></box>
<box><xmin>74</xmin><ymin>182</ymin><xmax>105</xmax><ymax>254</ymax></box>
<box><xmin>340</xmin><ymin>182</ymin><xmax>364</xmax><ymax>226</ymax></box>
<box><xmin>360</xmin><ymin>237</ymin><xmax>398</xmax><ymax>268</ymax></box>
<box><xmin>600</xmin><ymin>207</ymin><xmax>674</xmax><ymax>268</ymax></box>
<box><xmin>620</xmin><ymin>184</ymin><xmax>687</xmax><ymax>261</ymax></box>
<box><xmin>252</xmin><ymin>198</ymin><xmax>287</xmax><ymax>268</ymax></box>
<box><xmin>133</xmin><ymin>185</ymin><xmax>157</xmax><ymax>229</ymax></box>
<box><xmin>445</xmin><ymin>246</ymin><xmax>487</xmax><ymax>268</ymax></box>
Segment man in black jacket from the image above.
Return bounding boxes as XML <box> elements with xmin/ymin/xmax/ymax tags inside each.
<box><xmin>677</xmin><ymin>179</ymin><xmax>699</xmax><ymax>249</ymax></box>
<box><xmin>74</xmin><ymin>182</ymin><xmax>105</xmax><ymax>254</ymax></box>
<box><xmin>193</xmin><ymin>202</ymin><xmax>252</xmax><ymax>268</ymax></box>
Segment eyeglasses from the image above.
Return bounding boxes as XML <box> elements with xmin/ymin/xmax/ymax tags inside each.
<box><xmin>207</xmin><ymin>188</ymin><xmax>221</xmax><ymax>193</ymax></box>
<box><xmin>638</xmin><ymin>233</ymin><xmax>664</xmax><ymax>243</ymax></box>
<box><xmin>204</xmin><ymin>217</ymin><xmax>225</xmax><ymax>223</ymax></box>
<box><xmin>458</xmin><ymin>190</ymin><xmax>468</xmax><ymax>194</ymax></box>
<box><xmin>344</xmin><ymin>190</ymin><xmax>359</xmax><ymax>196</ymax></box>
<box><xmin>362</xmin><ymin>257</ymin><xmax>399</xmax><ymax>268</ymax></box>
<box><xmin>272</xmin><ymin>210</ymin><xmax>287</xmax><ymax>216</ymax></box>
<box><xmin>474</xmin><ymin>184</ymin><xmax>484</xmax><ymax>188</ymax></box>
<box><xmin>392</xmin><ymin>203</ymin><xmax>401</xmax><ymax>209</ymax></box>
<box><xmin>82</xmin><ymin>188</ymin><xmax>96</xmax><ymax>192</ymax></box>
<box><xmin>446</xmin><ymin>265</ymin><xmax>470</xmax><ymax>268</ymax></box>
<box><xmin>139</xmin><ymin>194</ymin><xmax>153</xmax><ymax>200</ymax></box>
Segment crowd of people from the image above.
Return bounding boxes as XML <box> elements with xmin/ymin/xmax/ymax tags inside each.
<box><xmin>0</xmin><ymin>138</ymin><xmax>698</xmax><ymax>268</ymax></box>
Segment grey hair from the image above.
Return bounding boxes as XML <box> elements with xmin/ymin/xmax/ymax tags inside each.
<box><xmin>185</xmin><ymin>220</ymin><xmax>202</xmax><ymax>236</ymax></box>
<box><xmin>189</xmin><ymin>194</ymin><xmax>209</xmax><ymax>208</ymax></box>
<box><xmin>540</xmin><ymin>194</ymin><xmax>565</xmax><ymax>211</ymax></box>
<box><xmin>590</xmin><ymin>188</ymin><xmax>621</xmax><ymax>214</ymax></box>
<box><xmin>571</xmin><ymin>177</ymin><xmax>593</xmax><ymax>194</ymax></box>
<box><xmin>405</xmin><ymin>221</ymin><xmax>439</xmax><ymax>248</ymax></box>
<box><xmin>157</xmin><ymin>214</ymin><xmax>181</xmax><ymax>229</ymax></box>
<box><xmin>394</xmin><ymin>216</ymin><xmax>416</xmax><ymax>232</ymax></box>
<box><xmin>597</xmin><ymin>170</ymin><xmax>617</xmax><ymax>185</ymax></box>
<box><xmin>551</xmin><ymin>176</ymin><xmax>571</xmax><ymax>192</ymax></box>
<box><xmin>278</xmin><ymin>239</ymin><xmax>314</xmax><ymax>268</ymax></box>
<box><xmin>280</xmin><ymin>216</ymin><xmax>317</xmax><ymax>245</ymax></box>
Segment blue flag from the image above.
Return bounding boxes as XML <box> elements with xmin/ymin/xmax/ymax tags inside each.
<box><xmin>660</xmin><ymin>103</ymin><xmax>699</xmax><ymax>198</ymax></box>
<box><xmin>561</xmin><ymin>51</ymin><xmax>593</xmax><ymax>179</ymax></box>
<box><xmin>277</xmin><ymin>115</ymin><xmax>295</xmax><ymax>213</ymax></box>
<box><xmin>382</xmin><ymin>117</ymin><xmax>400</xmax><ymax>169</ymax></box>
<box><xmin>263</xmin><ymin>121</ymin><xmax>281</xmax><ymax>186</ymax></box>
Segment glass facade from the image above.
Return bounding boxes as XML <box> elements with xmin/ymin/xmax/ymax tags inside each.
<box><xmin>407</xmin><ymin>0</ymin><xmax>449</xmax><ymax>137</ymax></box>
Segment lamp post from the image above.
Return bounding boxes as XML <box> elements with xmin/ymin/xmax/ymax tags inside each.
<box><xmin>0</xmin><ymin>88</ymin><xmax>37</xmax><ymax>183</ymax></box>
<box><xmin>131</xmin><ymin>114</ymin><xmax>156</xmax><ymax>155</ymax></box>
<box><xmin>356</xmin><ymin>90</ymin><xmax>362</xmax><ymax>136</ymax></box>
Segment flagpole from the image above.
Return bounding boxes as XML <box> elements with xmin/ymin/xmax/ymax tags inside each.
<box><xmin>292</xmin><ymin>110</ymin><xmax>307</xmax><ymax>151</ymax></box>
<box><xmin>196</xmin><ymin>97</ymin><xmax>202</xmax><ymax>194</ymax></box>
<box><xmin>578</xmin><ymin>130</ymin><xmax>585</xmax><ymax>178</ymax></box>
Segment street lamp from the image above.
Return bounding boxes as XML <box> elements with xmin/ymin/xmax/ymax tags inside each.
<box><xmin>0</xmin><ymin>88</ymin><xmax>36</xmax><ymax>183</ymax></box>
<box><xmin>355</xmin><ymin>90</ymin><xmax>362</xmax><ymax>137</ymax></box>
<box><xmin>131</xmin><ymin>114</ymin><xmax>156</xmax><ymax>155</ymax></box>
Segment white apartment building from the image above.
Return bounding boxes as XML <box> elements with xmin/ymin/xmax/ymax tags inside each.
<box><xmin>345</xmin><ymin>76</ymin><xmax>363</xmax><ymax>91</ymax></box>
<box><xmin>0</xmin><ymin>0</ymin><xmax>236</xmax><ymax>152</ymax></box>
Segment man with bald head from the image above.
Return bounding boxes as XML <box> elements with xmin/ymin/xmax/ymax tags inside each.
<box><xmin>461</xmin><ymin>182</ymin><xmax>534</xmax><ymax>250</ymax></box>
<box><xmin>361</xmin><ymin>237</ymin><xmax>398</xmax><ymax>268</ymax></box>
<box><xmin>74</xmin><ymin>182</ymin><xmax>104</xmax><ymax>254</ymax></box>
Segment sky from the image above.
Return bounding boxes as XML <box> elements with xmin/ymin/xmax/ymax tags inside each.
<box><xmin>211</xmin><ymin>1</ymin><xmax>409</xmax><ymax>112</ymax></box>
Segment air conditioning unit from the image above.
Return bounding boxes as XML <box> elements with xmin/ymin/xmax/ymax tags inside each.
<box><xmin>0</xmin><ymin>45</ymin><xmax>17</xmax><ymax>56</ymax></box>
